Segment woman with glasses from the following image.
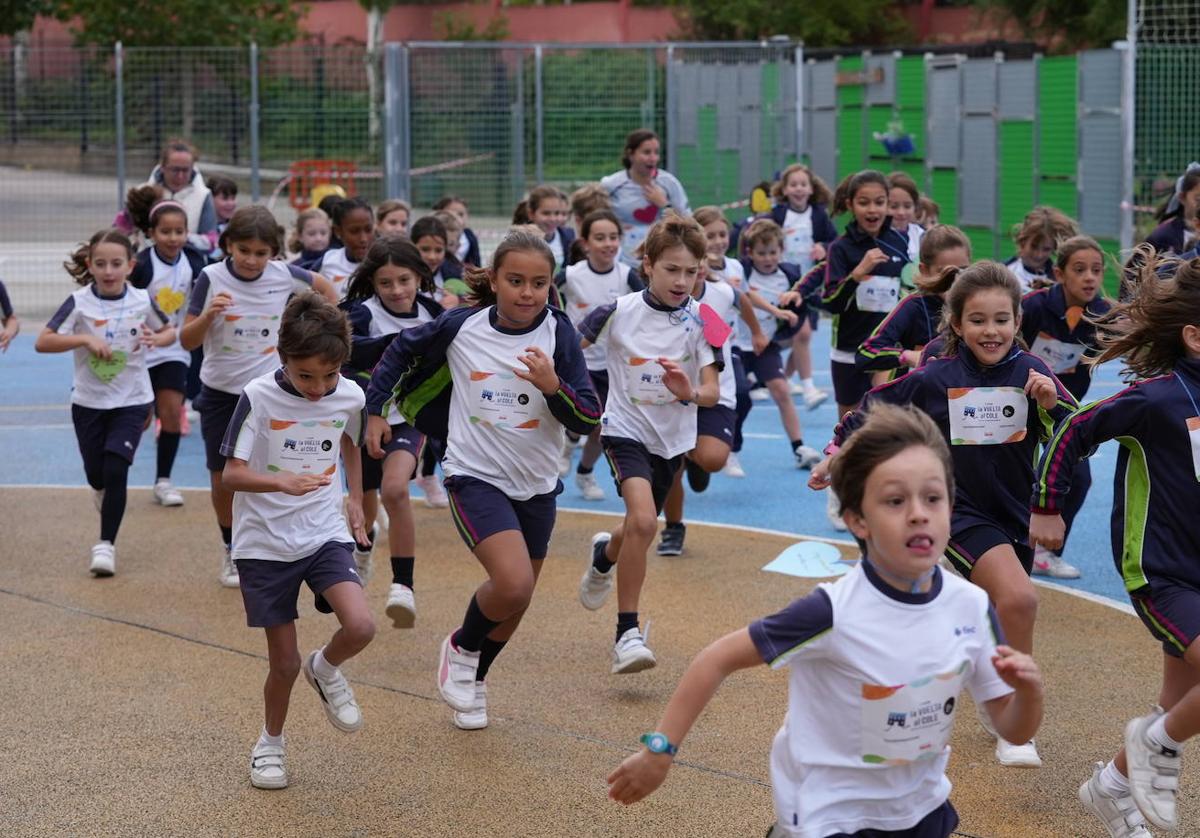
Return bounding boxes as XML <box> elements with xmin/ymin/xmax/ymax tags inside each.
<box><xmin>146</xmin><ymin>138</ymin><xmax>219</xmax><ymax>257</ymax></box>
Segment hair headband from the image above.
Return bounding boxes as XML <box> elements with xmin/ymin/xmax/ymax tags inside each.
<box><xmin>151</xmin><ymin>200</ymin><xmax>187</xmax><ymax>220</ymax></box>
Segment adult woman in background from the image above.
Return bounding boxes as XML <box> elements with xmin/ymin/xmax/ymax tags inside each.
<box><xmin>147</xmin><ymin>138</ymin><xmax>218</xmax><ymax>256</ymax></box>
<box><xmin>601</xmin><ymin>129</ymin><xmax>690</xmax><ymax>267</ymax></box>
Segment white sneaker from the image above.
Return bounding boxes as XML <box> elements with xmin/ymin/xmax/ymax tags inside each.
<box><xmin>249</xmin><ymin>739</ymin><xmax>288</xmax><ymax>790</ymax></box>
<box><xmin>385</xmin><ymin>583</ymin><xmax>416</xmax><ymax>629</ymax></box>
<box><xmin>826</xmin><ymin>489</ymin><xmax>848</xmax><ymax>532</ymax></box>
<box><xmin>612</xmin><ymin>626</ymin><xmax>657</xmax><ymax>674</ymax></box>
<box><xmin>1124</xmin><ymin>710</ymin><xmax>1181</xmax><ymax>830</ymax></box>
<box><xmin>374</xmin><ymin>504</ymin><xmax>390</xmax><ymax>534</ymax></box>
<box><xmin>303</xmin><ymin>651</ymin><xmax>363</xmax><ymax>733</ymax></box>
<box><xmin>794</xmin><ymin>444</ymin><xmax>822</xmax><ymax>470</ymax></box>
<box><xmin>92</xmin><ymin>488</ymin><xmax>105</xmax><ymax>512</ymax></box>
<box><xmin>437</xmin><ymin>632</ymin><xmax>481</xmax><ymax>712</ymax></box>
<box><xmin>353</xmin><ymin>545</ymin><xmax>373</xmax><ymax>583</ymax></box>
<box><xmin>803</xmin><ymin>388</ymin><xmax>828</xmax><ymax>410</ymax></box>
<box><xmin>1032</xmin><ymin>546</ymin><xmax>1081</xmax><ymax>579</ymax></box>
<box><xmin>578</xmin><ymin>533</ymin><xmax>614</xmax><ymax>611</ymax></box>
<box><xmin>153</xmin><ymin>479</ymin><xmax>184</xmax><ymax>507</ymax></box>
<box><xmin>89</xmin><ymin>541</ymin><xmax>115</xmax><ymax>577</ymax></box>
<box><xmin>1079</xmin><ymin>762</ymin><xmax>1152</xmax><ymax>838</ymax></box>
<box><xmin>976</xmin><ymin>699</ymin><xmax>998</xmax><ymax>739</ymax></box>
<box><xmin>575</xmin><ymin>471</ymin><xmax>605</xmax><ymax>501</ymax></box>
<box><xmin>219</xmin><ymin>547</ymin><xmax>240</xmax><ymax>588</ymax></box>
<box><xmin>558</xmin><ymin>437</ymin><xmax>573</xmax><ymax>478</ymax></box>
<box><xmin>996</xmin><ymin>737</ymin><xmax>1043</xmax><ymax>768</ymax></box>
<box><xmin>722</xmin><ymin>452</ymin><xmax>746</xmax><ymax>478</ymax></box>
<box><xmin>453</xmin><ymin>681</ymin><xmax>489</xmax><ymax>730</ymax></box>
<box><xmin>416</xmin><ymin>475</ymin><xmax>449</xmax><ymax>509</ymax></box>
<box><xmin>748</xmin><ymin>386</ymin><xmax>770</xmax><ymax>402</ymax></box>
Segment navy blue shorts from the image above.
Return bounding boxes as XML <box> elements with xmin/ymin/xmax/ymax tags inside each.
<box><xmin>361</xmin><ymin>422</ymin><xmax>424</xmax><ymax>493</ymax></box>
<box><xmin>444</xmin><ymin>474</ymin><xmax>561</xmax><ymax>560</ymax></box>
<box><xmin>602</xmin><ymin>435</ymin><xmax>683</xmax><ymax>515</ymax></box>
<box><xmin>589</xmin><ymin>369</ymin><xmax>610</xmax><ymax>409</ymax></box>
<box><xmin>71</xmin><ymin>403</ymin><xmax>152</xmax><ymax>484</ymax></box>
<box><xmin>945</xmin><ymin>522</ymin><xmax>1034</xmax><ymax>580</ymax></box>
<box><xmin>696</xmin><ymin>404</ymin><xmax>736</xmax><ymax>446</ymax></box>
<box><xmin>768</xmin><ymin>800</ymin><xmax>958</xmax><ymax>838</ymax></box>
<box><xmin>735</xmin><ymin>344</ymin><xmax>786</xmax><ymax>385</ymax></box>
<box><xmin>148</xmin><ymin>360</ymin><xmax>188</xmax><ymax>395</ymax></box>
<box><xmin>196</xmin><ymin>384</ymin><xmax>240</xmax><ymax>472</ymax></box>
<box><xmin>236</xmin><ymin>541</ymin><xmax>360</xmax><ymax>628</ymax></box>
<box><xmin>832</xmin><ymin>359</ymin><xmax>873</xmax><ymax>407</ymax></box>
<box><xmin>1131</xmin><ymin>579</ymin><xmax>1200</xmax><ymax>659</ymax></box>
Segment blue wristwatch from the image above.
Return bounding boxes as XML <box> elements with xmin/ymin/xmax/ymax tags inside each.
<box><xmin>640</xmin><ymin>732</ymin><xmax>678</xmax><ymax>757</ymax></box>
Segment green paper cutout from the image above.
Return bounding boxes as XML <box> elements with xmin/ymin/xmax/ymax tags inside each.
<box><xmin>87</xmin><ymin>350</ymin><xmax>128</xmax><ymax>384</ymax></box>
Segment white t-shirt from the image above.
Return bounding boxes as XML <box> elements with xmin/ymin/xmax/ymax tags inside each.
<box><xmin>47</xmin><ymin>284</ymin><xmax>167</xmax><ymax>410</ymax></box>
<box><xmin>559</xmin><ymin>260</ymin><xmax>637</xmax><ymax>372</ymax></box>
<box><xmin>899</xmin><ymin>224</ymin><xmax>925</xmax><ymax>264</ymax></box>
<box><xmin>442</xmin><ymin>307</ymin><xmax>568</xmax><ymax>500</ymax></box>
<box><xmin>316</xmin><ymin>247</ymin><xmax>358</xmax><ymax>300</ymax></box>
<box><xmin>709</xmin><ymin>255</ymin><xmax>746</xmax><ymax>290</ymax></box>
<box><xmin>1004</xmin><ymin>257</ymin><xmax>1051</xmax><ymax>295</ymax></box>
<box><xmin>694</xmin><ymin>280</ymin><xmax>737</xmax><ymax>410</ymax></box>
<box><xmin>143</xmin><ymin>248</ymin><xmax>194</xmax><ymax>368</ymax></box>
<box><xmin>188</xmin><ymin>259</ymin><xmax>313</xmax><ymax>395</ymax></box>
<box><xmin>546</xmin><ymin>229</ymin><xmax>565</xmax><ymax>270</ymax></box>
<box><xmin>582</xmin><ymin>291</ymin><xmax>717</xmax><ymax>458</ymax></box>
<box><xmin>361</xmin><ymin>295</ymin><xmax>438</xmax><ymax>423</ymax></box>
<box><xmin>221</xmin><ymin>369</ymin><xmax>366</xmax><ymax>561</ymax></box>
<box><xmin>749</xmin><ymin>563</ymin><xmax>1012</xmax><ymax>838</ymax></box>
<box><xmin>747</xmin><ymin>266</ymin><xmax>792</xmax><ymax>339</ymax></box>
<box><xmin>782</xmin><ymin>207</ymin><xmax>816</xmax><ymax>273</ymax></box>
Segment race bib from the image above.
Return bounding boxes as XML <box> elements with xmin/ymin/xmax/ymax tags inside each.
<box><xmin>947</xmin><ymin>387</ymin><xmax>1028</xmax><ymax>445</ymax></box>
<box><xmin>1030</xmin><ymin>332</ymin><xmax>1084</xmax><ymax>374</ymax></box>
<box><xmin>621</xmin><ymin>356</ymin><xmax>677</xmax><ymax>406</ymax></box>
<box><xmin>860</xmin><ymin>661</ymin><xmax>967</xmax><ymax>766</ymax></box>
<box><xmin>266</xmin><ymin>418</ymin><xmax>344</xmax><ymax>476</ymax></box>
<box><xmin>220</xmin><ymin>314</ymin><xmax>279</xmax><ymax>356</ymax></box>
<box><xmin>1188</xmin><ymin>417</ymin><xmax>1200</xmax><ymax>483</ymax></box>
<box><xmin>94</xmin><ymin>316</ymin><xmax>142</xmax><ymax>353</ymax></box>
<box><xmin>467</xmin><ymin>371</ymin><xmax>544</xmax><ymax>430</ymax></box>
<box><xmin>783</xmin><ymin>220</ymin><xmax>814</xmax><ymax>269</ymax></box>
<box><xmin>855</xmin><ymin>275</ymin><xmax>901</xmax><ymax>313</ymax></box>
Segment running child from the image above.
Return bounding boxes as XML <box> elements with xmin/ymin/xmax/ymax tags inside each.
<box><xmin>35</xmin><ymin>230</ymin><xmax>176</xmax><ymax>576</ymax></box>
<box><xmin>609</xmin><ymin>404</ymin><xmax>1043</xmax><ymax>838</ymax></box>
<box><xmin>433</xmin><ymin>196</ymin><xmax>481</xmax><ymax>267</ymax></box>
<box><xmin>221</xmin><ymin>292</ymin><xmax>375</xmax><ymax>790</ymax></box>
<box><xmin>206</xmin><ymin>174</ymin><xmax>239</xmax><ymax>259</ymax></box>
<box><xmin>888</xmin><ymin>171</ymin><xmax>925</xmax><ymax>263</ymax></box>
<box><xmin>811</xmin><ymin>260</ymin><xmax>1075</xmax><ymax>768</ymax></box>
<box><xmin>856</xmin><ymin>224</ymin><xmax>972</xmax><ymax>386</ymax></box>
<box><xmin>411</xmin><ymin>214</ymin><xmax>467</xmax><ymax>312</ymax></box>
<box><xmin>341</xmin><ymin>236</ymin><xmax>443</xmax><ymax>626</ymax></box>
<box><xmin>1004</xmin><ymin>206</ymin><xmax>1079</xmax><ymax>293</ymax></box>
<box><xmin>366</xmin><ymin>228</ymin><xmax>600</xmax><ymax>730</ymax></box>
<box><xmin>1031</xmin><ymin>248</ymin><xmax>1200</xmax><ymax>834</ymax></box>
<box><xmin>128</xmin><ymin>197</ymin><xmax>208</xmax><ymax>506</ymax></box>
<box><xmin>576</xmin><ymin>212</ymin><xmax>720</xmax><ymax>674</ymax></box>
<box><xmin>567</xmin><ymin>183</ymin><xmax>613</xmax><ymax>265</ymax></box>
<box><xmin>737</xmin><ymin>218</ymin><xmax>823</xmax><ymax>470</ymax></box>
<box><xmin>288</xmin><ymin>208</ymin><xmax>331</xmax><ymax>270</ymax></box>
<box><xmin>376</xmin><ymin>198</ymin><xmax>411</xmax><ymax>238</ymax></box>
<box><xmin>181</xmin><ymin>206</ymin><xmax>336</xmax><ymax>588</ymax></box>
<box><xmin>0</xmin><ymin>277</ymin><xmax>20</xmax><ymax>352</ymax></box>
<box><xmin>518</xmin><ymin>185</ymin><xmax>575</xmax><ymax>269</ymax></box>
<box><xmin>316</xmin><ymin>198</ymin><xmax>375</xmax><ymax>299</ymax></box>
<box><xmin>1020</xmin><ymin>235</ymin><xmax>1111</xmax><ymax>581</ymax></box>
<box><xmin>556</xmin><ymin>209</ymin><xmax>645</xmax><ymax>502</ymax></box>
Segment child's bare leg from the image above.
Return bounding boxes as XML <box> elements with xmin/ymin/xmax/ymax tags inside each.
<box><xmin>969</xmin><ymin>545</ymin><xmax>1038</xmax><ymax>654</ymax></box>
<box><xmin>1114</xmin><ymin>651</ymin><xmax>1200</xmax><ymax>775</ymax></box>
<box><xmin>263</xmin><ymin>622</ymin><xmax>301</xmax><ymax>736</ymax></box>
<box><xmin>210</xmin><ymin>470</ymin><xmax>233</xmax><ymax>529</ymax></box>
<box><xmin>614</xmin><ymin>478</ymin><xmax>657</xmax><ymax>613</ymax></box>
<box><xmin>381</xmin><ymin>451</ymin><xmax>417</xmax><ymax>558</ymax></box>
<box><xmin>767</xmin><ymin>377</ymin><xmax>803</xmax><ymax>442</ymax></box>
<box><xmin>319</xmin><ymin>580</ymin><xmax>377</xmax><ymax>666</ymax></box>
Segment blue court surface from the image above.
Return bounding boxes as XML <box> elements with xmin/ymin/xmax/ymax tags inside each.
<box><xmin>0</xmin><ymin>329</ymin><xmax>1133</xmax><ymax>607</ymax></box>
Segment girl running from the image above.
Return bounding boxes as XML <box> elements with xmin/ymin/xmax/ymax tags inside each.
<box><xmin>221</xmin><ymin>292</ymin><xmax>375</xmax><ymax>790</ymax></box>
<box><xmin>609</xmin><ymin>404</ymin><xmax>1043</xmax><ymax>838</ymax></box>
<box><xmin>342</xmin><ymin>237</ymin><xmax>443</xmax><ymax>626</ymax></box>
<box><xmin>181</xmin><ymin>206</ymin><xmax>335</xmax><ymax>589</ymax></box>
<box><xmin>887</xmin><ymin>171</ymin><xmax>925</xmax><ymax>263</ymax></box>
<box><xmin>365</xmin><ymin>228</ymin><xmax>600</xmax><ymax>730</ymax></box>
<box><xmin>811</xmin><ymin>261</ymin><xmax>1076</xmax><ymax>769</ymax></box>
<box><xmin>1031</xmin><ymin>248</ymin><xmax>1200</xmax><ymax>835</ymax></box>
<box><xmin>376</xmin><ymin>199</ymin><xmax>412</xmax><ymax>238</ymax></box>
<box><xmin>517</xmin><ymin>186</ymin><xmax>575</xmax><ymax>269</ymax></box>
<box><xmin>433</xmin><ymin>196</ymin><xmax>481</xmax><ymax>267</ymax></box>
<box><xmin>288</xmin><ymin>208</ymin><xmax>331</xmax><ymax>270</ymax></box>
<box><xmin>1004</xmin><ymin>206</ymin><xmax>1079</xmax><ymax>293</ymax></box>
<box><xmin>316</xmin><ymin>198</ymin><xmax>375</xmax><ymax>300</ymax></box>
<box><xmin>575</xmin><ymin>213</ymin><xmax>720</xmax><ymax>674</ymax></box>
<box><xmin>36</xmin><ymin>230</ymin><xmax>176</xmax><ymax>576</ymax></box>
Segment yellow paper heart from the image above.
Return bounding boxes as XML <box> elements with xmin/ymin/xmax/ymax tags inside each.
<box><xmin>156</xmin><ymin>286</ymin><xmax>186</xmax><ymax>315</ymax></box>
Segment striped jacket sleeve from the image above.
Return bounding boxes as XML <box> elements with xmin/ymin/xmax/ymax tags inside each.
<box><xmin>856</xmin><ymin>294</ymin><xmax>920</xmax><ymax>372</ymax></box>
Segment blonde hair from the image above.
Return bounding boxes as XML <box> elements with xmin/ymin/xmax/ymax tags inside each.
<box><xmin>742</xmin><ymin>217</ymin><xmax>785</xmax><ymax>250</ymax></box>
<box><xmin>288</xmin><ymin>208</ymin><xmax>330</xmax><ymax>255</ymax></box>
<box><xmin>376</xmin><ymin>199</ymin><xmax>411</xmax><ymax>225</ymax></box>
<box><xmin>570</xmin><ymin>183</ymin><xmax>611</xmax><ymax>221</ymax></box>
<box><xmin>772</xmin><ymin>163</ymin><xmax>832</xmax><ymax>207</ymax></box>
<box><xmin>1013</xmin><ymin>206</ymin><xmax>1079</xmax><ymax>251</ymax></box>
<box><xmin>692</xmin><ymin>206</ymin><xmax>730</xmax><ymax>230</ymax></box>
<box><xmin>914</xmin><ymin>225</ymin><xmax>972</xmax><ymax>295</ymax></box>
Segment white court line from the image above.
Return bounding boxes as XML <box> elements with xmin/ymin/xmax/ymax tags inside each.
<box><xmin>742</xmin><ymin>432</ymin><xmax>785</xmax><ymax>440</ymax></box>
<box><xmin>0</xmin><ymin>485</ymin><xmax>1135</xmax><ymax>616</ymax></box>
<box><xmin>0</xmin><ymin>423</ymin><xmax>74</xmax><ymax>430</ymax></box>
<box><xmin>0</xmin><ymin>403</ymin><xmax>69</xmax><ymax>412</ymax></box>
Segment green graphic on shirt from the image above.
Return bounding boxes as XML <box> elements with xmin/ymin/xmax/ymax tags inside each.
<box><xmin>87</xmin><ymin>350</ymin><xmax>128</xmax><ymax>384</ymax></box>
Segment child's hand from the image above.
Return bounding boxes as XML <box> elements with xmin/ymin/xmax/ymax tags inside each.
<box><xmin>899</xmin><ymin>349</ymin><xmax>921</xmax><ymax>368</ymax></box>
<box><xmin>85</xmin><ymin>335</ymin><xmax>113</xmax><ymax>359</ymax></box>
<box><xmin>810</xmin><ymin>242</ymin><xmax>827</xmax><ymax>262</ymax></box>
<box><xmin>276</xmin><ymin>472</ymin><xmax>331</xmax><ymax>496</ymax></box>
<box><xmin>852</xmin><ymin>248</ymin><xmax>888</xmax><ymax>279</ymax></box>
<box><xmin>991</xmin><ymin>645</ymin><xmax>1043</xmax><ymax>693</ymax></box>
<box><xmin>773</xmin><ymin>307</ymin><xmax>799</xmax><ymax>327</ymax></box>
<box><xmin>206</xmin><ymin>291</ymin><xmax>234</xmax><ymax>318</ymax></box>
<box><xmin>442</xmin><ymin>292</ymin><xmax>461</xmax><ymax>309</ymax></box>
<box><xmin>607</xmin><ymin>750</ymin><xmax>673</xmax><ymax>806</ymax></box>
<box><xmin>658</xmin><ymin>358</ymin><xmax>694</xmax><ymax>402</ymax></box>
<box><xmin>751</xmin><ymin>332</ymin><xmax>769</xmax><ymax>355</ymax></box>
<box><xmin>0</xmin><ymin>321</ymin><xmax>16</xmax><ymax>353</ymax></box>
<box><xmin>514</xmin><ymin>346</ymin><xmax>559</xmax><ymax>395</ymax></box>
<box><xmin>808</xmin><ymin>457</ymin><xmax>833</xmax><ymax>490</ymax></box>
<box><xmin>365</xmin><ymin>415</ymin><xmax>392</xmax><ymax>460</ymax></box>
<box><xmin>345</xmin><ymin>497</ymin><xmax>368</xmax><ymax>546</ymax></box>
<box><xmin>1024</xmin><ymin>369</ymin><xmax>1059</xmax><ymax>411</ymax></box>
<box><xmin>778</xmin><ymin>290</ymin><xmax>801</xmax><ymax>308</ymax></box>
<box><xmin>1028</xmin><ymin>512</ymin><xmax>1065</xmax><ymax>551</ymax></box>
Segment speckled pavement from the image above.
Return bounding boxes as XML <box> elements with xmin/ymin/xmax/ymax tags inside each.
<box><xmin>2</xmin><ymin>486</ymin><xmax>1197</xmax><ymax>837</ymax></box>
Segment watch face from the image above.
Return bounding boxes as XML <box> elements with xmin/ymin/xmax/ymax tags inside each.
<box><xmin>647</xmin><ymin>733</ymin><xmax>667</xmax><ymax>752</ymax></box>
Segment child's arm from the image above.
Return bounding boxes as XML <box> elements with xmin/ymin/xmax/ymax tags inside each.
<box><xmin>1024</xmin><ymin>363</ymin><xmax>1078</xmax><ymax>436</ymax></box>
<box><xmin>857</xmin><ymin>296</ymin><xmax>918</xmax><ymax>373</ymax></box>
<box><xmin>659</xmin><ymin>359</ymin><xmax>720</xmax><ymax>408</ymax></box>
<box><xmin>339</xmin><ymin>433</ymin><xmax>369</xmax><ymax>546</ymax></box>
<box><xmin>223</xmin><ymin>457</ymin><xmax>331</xmax><ymax>496</ymax></box>
<box><xmin>540</xmin><ymin>317</ymin><xmax>603</xmax><ymax>435</ymax></box>
<box><xmin>822</xmin><ymin>243</ymin><xmax>888</xmax><ymax>314</ymax></box>
<box><xmin>737</xmin><ymin>293</ymin><xmax>770</xmax><ymax>355</ymax></box>
<box><xmin>311</xmin><ymin>272</ymin><xmax>338</xmax><ymax>303</ymax></box>
<box><xmin>0</xmin><ymin>312</ymin><xmax>18</xmax><ymax>352</ymax></box>
<box><xmin>744</xmin><ymin>288</ymin><xmax>798</xmax><ymax>328</ymax></box>
<box><xmin>607</xmin><ymin>628</ymin><xmax>762</xmax><ymax>805</ymax></box>
<box><xmin>983</xmin><ymin>645</ymin><xmax>1044</xmax><ymax>745</ymax></box>
<box><xmin>180</xmin><ymin>280</ymin><xmax>232</xmax><ymax>351</ymax></box>
<box><xmin>35</xmin><ymin>328</ymin><xmax>110</xmax><ymax>357</ymax></box>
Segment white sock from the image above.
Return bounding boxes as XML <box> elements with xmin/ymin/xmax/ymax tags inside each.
<box><xmin>1098</xmin><ymin>760</ymin><xmax>1130</xmax><ymax>796</ymax></box>
<box><xmin>312</xmin><ymin>648</ymin><xmax>338</xmax><ymax>679</ymax></box>
<box><xmin>1147</xmin><ymin>714</ymin><xmax>1185</xmax><ymax>753</ymax></box>
<box><xmin>802</xmin><ymin>378</ymin><xmax>816</xmax><ymax>391</ymax></box>
<box><xmin>257</xmin><ymin>727</ymin><xmax>283</xmax><ymax>748</ymax></box>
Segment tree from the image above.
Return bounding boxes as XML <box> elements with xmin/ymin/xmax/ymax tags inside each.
<box><xmin>0</xmin><ymin>0</ymin><xmax>51</xmax><ymax>38</ymax></box>
<box><xmin>669</xmin><ymin>0</ymin><xmax>907</xmax><ymax>46</ymax></box>
<box><xmin>968</xmin><ymin>0</ymin><xmax>1126</xmax><ymax>50</ymax></box>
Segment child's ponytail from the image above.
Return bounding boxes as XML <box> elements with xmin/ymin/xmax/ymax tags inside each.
<box><xmin>125</xmin><ymin>185</ymin><xmax>164</xmax><ymax>234</ymax></box>
<box><xmin>913</xmin><ymin>225</ymin><xmax>972</xmax><ymax>295</ymax></box>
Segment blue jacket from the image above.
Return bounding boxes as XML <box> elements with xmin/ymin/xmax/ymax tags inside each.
<box><xmin>290</xmin><ymin>248</ymin><xmax>328</xmax><ymax>272</ymax></box>
<box><xmin>835</xmin><ymin>345</ymin><xmax>1077</xmax><ymax>542</ymax></box>
<box><xmin>340</xmin><ymin>295</ymin><xmax>445</xmax><ymax>390</ymax></box>
<box><xmin>856</xmin><ymin>293</ymin><xmax>943</xmax><ymax>373</ymax></box>
<box><xmin>822</xmin><ymin>219</ymin><xmax>912</xmax><ymax>353</ymax></box>
<box><xmin>1019</xmin><ymin>284</ymin><xmax>1111</xmax><ymax>401</ymax></box>
<box><xmin>461</xmin><ymin>228</ymin><xmax>482</xmax><ymax>268</ymax></box>
<box><xmin>1145</xmin><ymin>215</ymin><xmax>1190</xmax><ymax>256</ymax></box>
<box><xmin>1034</xmin><ymin>358</ymin><xmax>1200</xmax><ymax>592</ymax></box>
<box><xmin>364</xmin><ymin>305</ymin><xmax>601</xmax><ymax>440</ymax></box>
<box><xmin>730</xmin><ymin>203</ymin><xmax>838</xmax><ymax>255</ymax></box>
<box><xmin>129</xmin><ymin>245</ymin><xmax>207</xmax><ymax>291</ymax></box>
